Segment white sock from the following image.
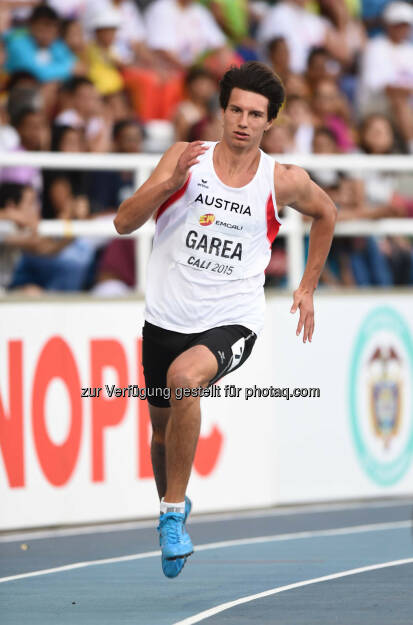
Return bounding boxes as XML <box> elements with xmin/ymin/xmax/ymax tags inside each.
<box><xmin>160</xmin><ymin>497</ymin><xmax>185</xmax><ymax>515</ymax></box>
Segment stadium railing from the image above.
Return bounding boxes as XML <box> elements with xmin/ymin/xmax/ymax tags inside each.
<box><xmin>1</xmin><ymin>152</ymin><xmax>413</xmax><ymax>293</ymax></box>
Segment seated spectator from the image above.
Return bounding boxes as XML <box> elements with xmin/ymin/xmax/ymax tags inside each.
<box><xmin>318</xmin><ymin>0</ymin><xmax>366</xmax><ymax>106</ymax></box>
<box><xmin>199</xmin><ymin>0</ymin><xmax>249</xmax><ymax>46</ymax></box>
<box><xmin>284</xmin><ymin>95</ymin><xmax>315</xmax><ymax>153</ymax></box>
<box><xmin>5</xmin><ymin>72</ymin><xmax>42</xmax><ymax>125</ymax></box>
<box><xmin>312</xmin><ymin>78</ymin><xmax>355</xmax><ymax>152</ymax></box>
<box><xmin>3</xmin><ymin>4</ymin><xmax>81</xmax><ymax>83</ymax></box>
<box><xmin>358</xmin><ymin>1</ymin><xmax>413</xmax><ymax>151</ymax></box>
<box><xmin>0</xmin><ymin>107</ymin><xmax>49</xmax><ymax>197</ymax></box>
<box><xmin>319</xmin><ymin>0</ymin><xmax>366</xmax><ymax>67</ymax></box>
<box><xmin>6</xmin><ymin>70</ymin><xmax>40</xmax><ymax>94</ymax></box>
<box><xmin>188</xmin><ymin>111</ymin><xmax>222</xmax><ymax>141</ymax></box>
<box><xmin>283</xmin><ymin>73</ymin><xmax>311</xmax><ymax>99</ymax></box>
<box><xmin>261</xmin><ymin>120</ymin><xmax>295</xmax><ymax>154</ymax></box>
<box><xmin>0</xmin><ymin>182</ymin><xmax>37</xmax><ymax>292</ymax></box>
<box><xmin>361</xmin><ymin>0</ymin><xmax>394</xmax><ymax>36</ymax></box>
<box><xmin>92</xmin><ymin>238</ymin><xmax>136</xmax><ymax>295</ymax></box>
<box><xmin>173</xmin><ymin>67</ymin><xmax>218</xmax><ymax>141</ymax></box>
<box><xmin>199</xmin><ymin>0</ymin><xmax>258</xmax><ymax>61</ymax></box>
<box><xmin>358</xmin><ymin>114</ymin><xmax>408</xmax><ymax>212</ymax></box>
<box><xmin>357</xmin><ymin>112</ymin><xmax>413</xmax><ymax>283</ymax></box>
<box><xmin>90</xmin><ymin>118</ymin><xmax>143</xmax><ymax>294</ymax></box>
<box><xmin>55</xmin><ymin>76</ymin><xmax>111</xmax><ymax>152</ymax></box>
<box><xmin>42</xmin><ymin>124</ymin><xmax>90</xmax><ymax>220</ymax></box>
<box><xmin>267</xmin><ymin>37</ymin><xmax>290</xmax><ymax>84</ymax></box>
<box><xmin>305</xmin><ymin>47</ymin><xmax>339</xmax><ymax>93</ymax></box>
<box><xmin>312</xmin><ymin>126</ymin><xmax>340</xmax><ymax>153</ymax></box>
<box><xmin>103</xmin><ymin>90</ymin><xmax>135</xmax><ymax>124</ymax></box>
<box><xmin>61</xmin><ymin>17</ymin><xmax>87</xmax><ymax>60</ymax></box>
<box><xmin>257</xmin><ymin>0</ymin><xmax>351</xmax><ymax>74</ymax></box>
<box><xmin>0</xmin><ymin>71</ymin><xmax>39</xmax><ymax>151</ymax></box>
<box><xmin>144</xmin><ymin>0</ymin><xmax>232</xmax><ymax>73</ymax></box>
<box><xmin>0</xmin><ymin>180</ymin><xmax>95</xmax><ymax>293</ymax></box>
<box><xmin>317</xmin><ymin>174</ymin><xmax>393</xmax><ymax>287</ymax></box>
<box><xmin>5</xmin><ymin>68</ymin><xmax>60</xmax><ymax>120</ymax></box>
<box><xmin>83</xmin><ymin>0</ymin><xmax>155</xmax><ymax>68</ymax></box>
<box><xmin>84</xmin><ymin>8</ymin><xmax>125</xmax><ymax>96</ymax></box>
<box><xmin>9</xmin><ymin>236</ymin><xmax>97</xmax><ymax>293</ymax></box>
<box><xmin>88</xmin><ymin>119</ymin><xmax>143</xmax><ymax>214</ymax></box>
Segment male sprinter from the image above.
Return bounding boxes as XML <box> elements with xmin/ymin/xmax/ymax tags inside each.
<box><xmin>114</xmin><ymin>62</ymin><xmax>337</xmax><ymax>578</ymax></box>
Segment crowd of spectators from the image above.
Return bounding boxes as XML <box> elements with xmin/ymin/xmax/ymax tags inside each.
<box><xmin>1</xmin><ymin>0</ymin><xmax>413</xmax><ymax>294</ymax></box>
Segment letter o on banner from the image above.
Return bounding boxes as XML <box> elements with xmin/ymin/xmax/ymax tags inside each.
<box><xmin>32</xmin><ymin>337</ymin><xmax>82</xmax><ymax>486</ymax></box>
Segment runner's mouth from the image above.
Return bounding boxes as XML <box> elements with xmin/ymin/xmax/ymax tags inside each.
<box><xmin>234</xmin><ymin>131</ymin><xmax>249</xmax><ymax>139</ymax></box>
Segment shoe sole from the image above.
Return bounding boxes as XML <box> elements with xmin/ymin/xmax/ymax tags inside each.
<box><xmin>165</xmin><ymin>549</ymin><xmax>194</xmax><ymax>561</ymax></box>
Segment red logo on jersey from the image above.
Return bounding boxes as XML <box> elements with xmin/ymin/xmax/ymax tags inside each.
<box><xmin>199</xmin><ymin>213</ymin><xmax>215</xmax><ymax>226</ymax></box>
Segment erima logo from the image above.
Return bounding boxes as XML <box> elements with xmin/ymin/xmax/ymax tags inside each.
<box><xmin>199</xmin><ymin>213</ymin><xmax>215</xmax><ymax>226</ymax></box>
<box><xmin>197</xmin><ymin>178</ymin><xmax>209</xmax><ymax>189</ymax></box>
<box><xmin>216</xmin><ymin>220</ymin><xmax>243</xmax><ymax>231</ymax></box>
<box><xmin>195</xmin><ymin>193</ymin><xmax>251</xmax><ymax>216</ymax></box>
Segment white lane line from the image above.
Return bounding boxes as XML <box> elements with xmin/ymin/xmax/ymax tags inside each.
<box><xmin>172</xmin><ymin>558</ymin><xmax>413</xmax><ymax>625</ymax></box>
<box><xmin>0</xmin><ymin>520</ymin><xmax>410</xmax><ymax>584</ymax></box>
<box><xmin>0</xmin><ymin>551</ymin><xmax>159</xmax><ymax>584</ymax></box>
<box><xmin>0</xmin><ymin>498</ymin><xmax>411</xmax><ymax>543</ymax></box>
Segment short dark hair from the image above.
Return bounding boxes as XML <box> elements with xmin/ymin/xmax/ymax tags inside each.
<box><xmin>267</xmin><ymin>37</ymin><xmax>286</xmax><ymax>56</ymax></box>
<box><xmin>0</xmin><ymin>183</ymin><xmax>28</xmax><ymax>208</ymax></box>
<box><xmin>60</xmin><ymin>76</ymin><xmax>94</xmax><ymax>95</ymax></box>
<box><xmin>219</xmin><ymin>62</ymin><xmax>285</xmax><ymax>121</ymax></box>
<box><xmin>50</xmin><ymin>124</ymin><xmax>78</xmax><ymax>151</ymax></box>
<box><xmin>307</xmin><ymin>47</ymin><xmax>329</xmax><ymax>66</ymax></box>
<box><xmin>29</xmin><ymin>5</ymin><xmax>59</xmax><ymax>23</ymax></box>
<box><xmin>185</xmin><ymin>66</ymin><xmax>216</xmax><ymax>87</ymax></box>
<box><xmin>7</xmin><ymin>71</ymin><xmax>39</xmax><ymax>91</ymax></box>
<box><xmin>11</xmin><ymin>106</ymin><xmax>39</xmax><ymax>128</ymax></box>
<box><xmin>113</xmin><ymin>119</ymin><xmax>143</xmax><ymax>140</ymax></box>
<box><xmin>314</xmin><ymin>126</ymin><xmax>338</xmax><ymax>144</ymax></box>
<box><xmin>61</xmin><ymin>18</ymin><xmax>77</xmax><ymax>38</ymax></box>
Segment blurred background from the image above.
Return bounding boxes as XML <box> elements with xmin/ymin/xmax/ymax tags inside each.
<box><xmin>1</xmin><ymin>0</ymin><xmax>413</xmax><ymax>531</ymax></box>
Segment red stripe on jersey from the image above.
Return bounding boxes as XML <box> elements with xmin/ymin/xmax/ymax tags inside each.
<box><xmin>266</xmin><ymin>192</ymin><xmax>280</xmax><ymax>245</ymax></box>
<box><xmin>155</xmin><ymin>175</ymin><xmax>191</xmax><ymax>223</ymax></box>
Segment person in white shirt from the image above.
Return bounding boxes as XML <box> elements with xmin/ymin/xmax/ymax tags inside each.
<box><xmin>82</xmin><ymin>0</ymin><xmax>158</xmax><ymax>67</ymax></box>
<box><xmin>144</xmin><ymin>0</ymin><xmax>228</xmax><ymax>69</ymax></box>
<box><xmin>257</xmin><ymin>0</ymin><xmax>350</xmax><ymax>74</ymax></box>
<box><xmin>357</xmin><ymin>1</ymin><xmax>413</xmax><ymax>151</ymax></box>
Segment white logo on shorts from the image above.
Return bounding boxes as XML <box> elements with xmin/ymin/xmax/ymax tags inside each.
<box><xmin>217</xmin><ymin>350</ymin><xmax>226</xmax><ymax>364</ymax></box>
<box><xmin>227</xmin><ymin>338</ymin><xmax>245</xmax><ymax>372</ymax></box>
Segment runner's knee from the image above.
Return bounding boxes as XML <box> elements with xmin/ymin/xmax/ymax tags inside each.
<box><xmin>166</xmin><ymin>364</ymin><xmax>202</xmax><ymax>396</ymax></box>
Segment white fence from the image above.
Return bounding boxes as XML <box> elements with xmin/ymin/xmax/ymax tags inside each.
<box><xmin>1</xmin><ymin>152</ymin><xmax>413</xmax><ymax>293</ymax></box>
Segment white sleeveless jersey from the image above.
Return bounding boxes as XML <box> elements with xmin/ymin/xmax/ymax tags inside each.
<box><xmin>144</xmin><ymin>141</ymin><xmax>282</xmax><ymax>335</ymax></box>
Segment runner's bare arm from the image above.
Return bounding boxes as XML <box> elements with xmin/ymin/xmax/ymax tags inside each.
<box><xmin>114</xmin><ymin>141</ymin><xmax>209</xmax><ymax>234</ymax></box>
<box><xmin>275</xmin><ymin>163</ymin><xmax>337</xmax><ymax>343</ymax></box>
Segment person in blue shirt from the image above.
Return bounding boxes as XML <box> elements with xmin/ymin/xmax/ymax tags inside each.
<box><xmin>4</xmin><ymin>5</ymin><xmax>80</xmax><ymax>83</ymax></box>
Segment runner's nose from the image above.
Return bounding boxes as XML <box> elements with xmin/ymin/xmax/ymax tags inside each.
<box><xmin>239</xmin><ymin>112</ymin><xmax>248</xmax><ymax>128</ymax></box>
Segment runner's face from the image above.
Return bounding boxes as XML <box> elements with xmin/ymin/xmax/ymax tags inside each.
<box><xmin>223</xmin><ymin>88</ymin><xmax>272</xmax><ymax>149</ymax></box>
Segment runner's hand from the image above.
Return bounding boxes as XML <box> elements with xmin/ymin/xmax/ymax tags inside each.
<box><xmin>290</xmin><ymin>288</ymin><xmax>314</xmax><ymax>343</ymax></box>
<box><xmin>169</xmin><ymin>141</ymin><xmax>209</xmax><ymax>191</ymax></box>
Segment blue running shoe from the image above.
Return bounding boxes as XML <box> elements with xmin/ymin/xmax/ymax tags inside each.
<box><xmin>157</xmin><ymin>512</ymin><xmax>193</xmax><ymax>561</ymax></box>
<box><xmin>159</xmin><ymin>499</ymin><xmax>193</xmax><ymax>578</ymax></box>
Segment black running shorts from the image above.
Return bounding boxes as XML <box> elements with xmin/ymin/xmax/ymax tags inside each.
<box><xmin>141</xmin><ymin>321</ymin><xmax>257</xmax><ymax>407</ymax></box>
